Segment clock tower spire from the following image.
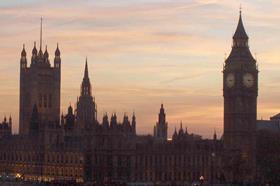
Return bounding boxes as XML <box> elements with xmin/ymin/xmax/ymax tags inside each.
<box><xmin>223</xmin><ymin>11</ymin><xmax>257</xmax><ymax>183</ymax></box>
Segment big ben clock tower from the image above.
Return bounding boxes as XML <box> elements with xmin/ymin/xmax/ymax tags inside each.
<box><xmin>223</xmin><ymin>11</ymin><xmax>257</xmax><ymax>183</ymax></box>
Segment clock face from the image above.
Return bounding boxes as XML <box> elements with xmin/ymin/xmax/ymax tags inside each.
<box><xmin>226</xmin><ymin>73</ymin><xmax>235</xmax><ymax>88</ymax></box>
<box><xmin>243</xmin><ymin>73</ymin><xmax>254</xmax><ymax>87</ymax></box>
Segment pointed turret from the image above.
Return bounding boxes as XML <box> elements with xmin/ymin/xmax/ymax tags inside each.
<box><xmin>8</xmin><ymin>115</ymin><xmax>12</xmax><ymax>127</ymax></box>
<box><xmin>185</xmin><ymin>127</ymin><xmax>188</xmax><ymax>135</ymax></box>
<box><xmin>54</xmin><ymin>43</ymin><xmax>61</xmax><ymax>69</ymax></box>
<box><xmin>102</xmin><ymin>113</ymin><xmax>109</xmax><ymax>128</ymax></box>
<box><xmin>84</xmin><ymin>58</ymin><xmax>89</xmax><ymax>79</ymax></box>
<box><xmin>132</xmin><ymin>112</ymin><xmax>136</xmax><ymax>134</ymax></box>
<box><xmin>65</xmin><ymin>104</ymin><xmax>75</xmax><ymax>129</ymax></box>
<box><xmin>172</xmin><ymin>127</ymin><xmax>178</xmax><ymax>140</ymax></box>
<box><xmin>233</xmin><ymin>11</ymin><xmax>248</xmax><ymax>40</ymax></box>
<box><xmin>32</xmin><ymin>42</ymin><xmax>38</xmax><ymax>56</ymax></box>
<box><xmin>123</xmin><ymin>114</ymin><xmax>130</xmax><ymax>129</ymax></box>
<box><xmin>231</xmin><ymin>10</ymin><xmax>249</xmax><ymax>49</ymax></box>
<box><xmin>213</xmin><ymin>129</ymin><xmax>217</xmax><ymax>141</ymax></box>
<box><xmin>20</xmin><ymin>44</ymin><xmax>27</xmax><ymax>69</ymax></box>
<box><xmin>110</xmin><ymin>113</ymin><xmax>117</xmax><ymax>128</ymax></box>
<box><xmin>81</xmin><ymin>58</ymin><xmax>92</xmax><ymax>96</ymax></box>
<box><xmin>68</xmin><ymin>104</ymin><xmax>73</xmax><ymax>115</ymax></box>
<box><xmin>44</xmin><ymin>45</ymin><xmax>49</xmax><ymax>59</ymax></box>
<box><xmin>225</xmin><ymin>10</ymin><xmax>256</xmax><ymax>65</ymax></box>
<box><xmin>21</xmin><ymin>44</ymin><xmax>26</xmax><ymax>57</ymax></box>
<box><xmin>76</xmin><ymin>58</ymin><xmax>97</xmax><ymax>128</ymax></box>
<box><xmin>178</xmin><ymin>121</ymin><xmax>184</xmax><ymax>135</ymax></box>
<box><xmin>55</xmin><ymin>43</ymin><xmax>60</xmax><ymax>57</ymax></box>
<box><xmin>154</xmin><ymin>104</ymin><xmax>168</xmax><ymax>141</ymax></box>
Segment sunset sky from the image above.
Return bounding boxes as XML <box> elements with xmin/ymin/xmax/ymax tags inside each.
<box><xmin>0</xmin><ymin>0</ymin><xmax>280</xmax><ymax>138</ymax></box>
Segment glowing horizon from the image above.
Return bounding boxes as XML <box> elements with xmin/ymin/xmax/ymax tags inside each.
<box><xmin>0</xmin><ymin>0</ymin><xmax>280</xmax><ymax>139</ymax></box>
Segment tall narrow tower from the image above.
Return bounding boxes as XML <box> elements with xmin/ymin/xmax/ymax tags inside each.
<box><xmin>76</xmin><ymin>59</ymin><xmax>97</xmax><ymax>129</ymax></box>
<box><xmin>223</xmin><ymin>11</ymin><xmax>257</xmax><ymax>182</ymax></box>
<box><xmin>19</xmin><ymin>19</ymin><xmax>61</xmax><ymax>135</ymax></box>
<box><xmin>153</xmin><ymin>104</ymin><xmax>168</xmax><ymax>141</ymax></box>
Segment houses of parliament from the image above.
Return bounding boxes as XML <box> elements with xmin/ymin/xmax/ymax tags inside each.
<box><xmin>0</xmin><ymin>11</ymin><xmax>278</xmax><ymax>185</ymax></box>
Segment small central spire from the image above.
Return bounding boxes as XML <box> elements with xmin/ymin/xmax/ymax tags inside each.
<box><xmin>84</xmin><ymin>57</ymin><xmax>89</xmax><ymax>79</ymax></box>
<box><xmin>233</xmin><ymin>9</ymin><xmax>248</xmax><ymax>40</ymax></box>
<box><xmin>80</xmin><ymin>58</ymin><xmax>92</xmax><ymax>96</ymax></box>
<box><xmin>40</xmin><ymin>17</ymin><xmax>43</xmax><ymax>50</ymax></box>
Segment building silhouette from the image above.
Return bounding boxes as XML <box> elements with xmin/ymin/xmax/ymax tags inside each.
<box><xmin>223</xmin><ymin>10</ymin><xmax>258</xmax><ymax>183</ymax></box>
<box><xmin>0</xmin><ymin>11</ymin><xmax>275</xmax><ymax>185</ymax></box>
<box><xmin>19</xmin><ymin>19</ymin><xmax>61</xmax><ymax>135</ymax></box>
<box><xmin>153</xmin><ymin>104</ymin><xmax>168</xmax><ymax>142</ymax></box>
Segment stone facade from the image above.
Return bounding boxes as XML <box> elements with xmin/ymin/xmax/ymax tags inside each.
<box><xmin>19</xmin><ymin>41</ymin><xmax>61</xmax><ymax>135</ymax></box>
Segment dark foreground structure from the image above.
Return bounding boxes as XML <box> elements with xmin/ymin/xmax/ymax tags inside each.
<box><xmin>0</xmin><ymin>11</ymin><xmax>279</xmax><ymax>186</ymax></box>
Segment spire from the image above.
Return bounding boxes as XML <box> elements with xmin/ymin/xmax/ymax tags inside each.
<box><xmin>214</xmin><ymin>129</ymin><xmax>217</xmax><ymax>140</ymax></box>
<box><xmin>225</xmin><ymin>9</ymin><xmax>256</xmax><ymax>64</ymax></box>
<box><xmin>80</xmin><ymin>58</ymin><xmax>92</xmax><ymax>96</ymax></box>
<box><xmin>68</xmin><ymin>104</ymin><xmax>73</xmax><ymax>115</ymax></box>
<box><xmin>84</xmin><ymin>57</ymin><xmax>89</xmax><ymax>79</ymax></box>
<box><xmin>132</xmin><ymin>112</ymin><xmax>136</xmax><ymax>120</ymax></box>
<box><xmin>8</xmin><ymin>115</ymin><xmax>12</xmax><ymax>127</ymax></box>
<box><xmin>44</xmin><ymin>45</ymin><xmax>49</xmax><ymax>59</ymax></box>
<box><xmin>55</xmin><ymin>43</ymin><xmax>60</xmax><ymax>56</ymax></box>
<box><xmin>32</xmin><ymin>42</ymin><xmax>37</xmax><ymax>56</ymax></box>
<box><xmin>159</xmin><ymin>103</ymin><xmax>165</xmax><ymax>115</ymax></box>
<box><xmin>185</xmin><ymin>126</ymin><xmax>188</xmax><ymax>135</ymax></box>
<box><xmin>40</xmin><ymin>17</ymin><xmax>43</xmax><ymax>50</ymax></box>
<box><xmin>233</xmin><ymin>9</ymin><xmax>248</xmax><ymax>40</ymax></box>
<box><xmin>179</xmin><ymin>121</ymin><xmax>184</xmax><ymax>135</ymax></box>
<box><xmin>21</xmin><ymin>44</ymin><xmax>26</xmax><ymax>57</ymax></box>
<box><xmin>158</xmin><ymin>103</ymin><xmax>166</xmax><ymax>124</ymax></box>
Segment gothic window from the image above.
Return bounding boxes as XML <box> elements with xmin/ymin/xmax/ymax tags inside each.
<box><xmin>39</xmin><ymin>94</ymin><xmax>42</xmax><ymax>107</ymax></box>
<box><xmin>48</xmin><ymin>94</ymin><xmax>52</xmax><ymax>108</ymax></box>
<box><xmin>44</xmin><ymin>94</ymin><xmax>47</xmax><ymax>108</ymax></box>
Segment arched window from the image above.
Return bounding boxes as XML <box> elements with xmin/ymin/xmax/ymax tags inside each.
<box><xmin>39</xmin><ymin>94</ymin><xmax>42</xmax><ymax>107</ymax></box>
<box><xmin>48</xmin><ymin>94</ymin><xmax>52</xmax><ymax>108</ymax></box>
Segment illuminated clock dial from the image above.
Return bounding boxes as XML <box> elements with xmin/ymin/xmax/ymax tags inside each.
<box><xmin>243</xmin><ymin>73</ymin><xmax>254</xmax><ymax>88</ymax></box>
<box><xmin>226</xmin><ymin>73</ymin><xmax>235</xmax><ymax>88</ymax></box>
